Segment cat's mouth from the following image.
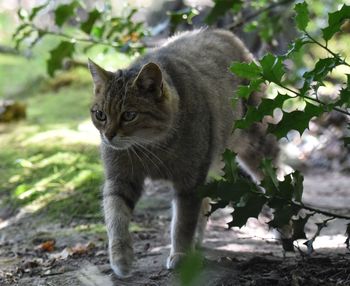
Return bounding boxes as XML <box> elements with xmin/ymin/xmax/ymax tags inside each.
<box><xmin>101</xmin><ymin>134</ymin><xmax>133</xmax><ymax>150</ymax></box>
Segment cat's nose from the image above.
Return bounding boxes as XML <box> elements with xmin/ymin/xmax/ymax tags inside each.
<box><xmin>105</xmin><ymin>130</ymin><xmax>117</xmax><ymax>141</ymax></box>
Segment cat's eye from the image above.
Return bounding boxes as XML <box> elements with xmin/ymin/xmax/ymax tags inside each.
<box><xmin>122</xmin><ymin>111</ymin><xmax>137</xmax><ymax>122</ymax></box>
<box><xmin>95</xmin><ymin>110</ymin><xmax>107</xmax><ymax>121</ymax></box>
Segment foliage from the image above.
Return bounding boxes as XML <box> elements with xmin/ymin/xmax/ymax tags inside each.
<box><xmin>13</xmin><ymin>1</ymin><xmax>146</xmax><ymax>76</ymax></box>
<box><xmin>205</xmin><ymin>0</ymin><xmax>242</xmax><ymax>24</ymax></box>
<box><xmin>204</xmin><ymin>2</ymin><xmax>350</xmax><ymax>253</ymax></box>
<box><xmin>167</xmin><ymin>7</ymin><xmax>199</xmax><ymax>34</ymax></box>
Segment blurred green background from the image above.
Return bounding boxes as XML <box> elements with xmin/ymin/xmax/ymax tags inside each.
<box><xmin>0</xmin><ymin>1</ymin><xmax>130</xmax><ymax>219</ymax></box>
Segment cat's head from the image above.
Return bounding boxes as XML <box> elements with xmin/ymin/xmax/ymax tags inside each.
<box><xmin>88</xmin><ymin>59</ymin><xmax>177</xmax><ymax>150</ymax></box>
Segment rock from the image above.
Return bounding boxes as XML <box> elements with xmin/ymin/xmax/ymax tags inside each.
<box><xmin>0</xmin><ymin>100</ymin><xmax>26</xmax><ymax>122</ymax></box>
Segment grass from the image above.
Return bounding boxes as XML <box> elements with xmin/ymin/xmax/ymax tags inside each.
<box><xmin>0</xmin><ymin>83</ymin><xmax>103</xmax><ymax>219</ymax></box>
<box><xmin>0</xmin><ymin>54</ymin><xmax>115</xmax><ymax>220</ymax></box>
<box><xmin>0</xmin><ymin>10</ymin><xmax>133</xmax><ymax>220</ymax></box>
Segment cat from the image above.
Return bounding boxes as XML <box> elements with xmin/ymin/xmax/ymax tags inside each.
<box><xmin>88</xmin><ymin>28</ymin><xmax>278</xmax><ymax>277</ymax></box>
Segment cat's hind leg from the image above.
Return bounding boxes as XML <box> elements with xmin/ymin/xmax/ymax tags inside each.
<box><xmin>195</xmin><ymin>197</ymin><xmax>210</xmax><ymax>247</ymax></box>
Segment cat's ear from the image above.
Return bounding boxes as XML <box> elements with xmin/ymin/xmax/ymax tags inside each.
<box><xmin>134</xmin><ymin>62</ymin><xmax>162</xmax><ymax>95</ymax></box>
<box><xmin>88</xmin><ymin>58</ymin><xmax>111</xmax><ymax>91</ymax></box>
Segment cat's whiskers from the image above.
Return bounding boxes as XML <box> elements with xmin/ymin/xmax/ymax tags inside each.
<box><xmin>131</xmin><ymin>141</ymin><xmax>164</xmax><ymax>177</ymax></box>
<box><xmin>125</xmin><ymin>147</ymin><xmax>134</xmax><ymax>177</ymax></box>
<box><xmin>133</xmin><ymin>138</ymin><xmax>174</xmax><ymax>156</ymax></box>
<box><xmin>129</xmin><ymin>145</ymin><xmax>151</xmax><ymax>178</ymax></box>
<box><xmin>132</xmin><ymin>140</ymin><xmax>173</xmax><ymax>179</ymax></box>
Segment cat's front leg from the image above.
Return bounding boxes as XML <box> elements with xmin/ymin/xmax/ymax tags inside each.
<box><xmin>167</xmin><ymin>192</ymin><xmax>202</xmax><ymax>269</ymax></box>
<box><xmin>103</xmin><ymin>179</ymin><xmax>141</xmax><ymax>277</ymax></box>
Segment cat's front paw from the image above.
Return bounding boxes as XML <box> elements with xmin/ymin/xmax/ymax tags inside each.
<box><xmin>109</xmin><ymin>239</ymin><xmax>134</xmax><ymax>278</ymax></box>
<box><xmin>166</xmin><ymin>252</ymin><xmax>186</xmax><ymax>269</ymax></box>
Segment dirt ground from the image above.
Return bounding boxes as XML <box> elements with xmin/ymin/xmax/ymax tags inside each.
<box><xmin>1</xmin><ymin>168</ymin><xmax>350</xmax><ymax>286</ymax></box>
<box><xmin>0</xmin><ymin>115</ymin><xmax>350</xmax><ymax>286</ymax></box>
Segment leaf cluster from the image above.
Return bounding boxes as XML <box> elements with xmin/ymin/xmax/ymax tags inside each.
<box><xmin>204</xmin><ymin>2</ymin><xmax>350</xmax><ymax>253</ymax></box>
<box><xmin>13</xmin><ymin>1</ymin><xmax>147</xmax><ymax>76</ymax></box>
<box><xmin>202</xmin><ymin>150</ymin><xmax>303</xmax><ymax>232</ymax></box>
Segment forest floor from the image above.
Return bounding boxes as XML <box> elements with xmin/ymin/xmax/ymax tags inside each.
<box><xmin>0</xmin><ymin>55</ymin><xmax>350</xmax><ymax>285</ymax></box>
<box><xmin>0</xmin><ymin>170</ymin><xmax>350</xmax><ymax>286</ymax></box>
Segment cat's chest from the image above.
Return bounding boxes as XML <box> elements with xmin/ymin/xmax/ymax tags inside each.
<box><xmin>104</xmin><ymin>147</ymin><xmax>173</xmax><ymax>179</ymax></box>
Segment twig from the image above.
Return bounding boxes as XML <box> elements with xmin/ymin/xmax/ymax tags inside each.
<box><xmin>28</xmin><ymin>24</ymin><xmax>144</xmax><ymax>51</ymax></box>
<box><xmin>228</xmin><ymin>0</ymin><xmax>295</xmax><ymax>30</ymax></box>
<box><xmin>291</xmin><ymin>201</ymin><xmax>350</xmax><ymax>220</ymax></box>
<box><xmin>305</xmin><ymin>31</ymin><xmax>350</xmax><ymax>68</ymax></box>
<box><xmin>277</xmin><ymin>83</ymin><xmax>350</xmax><ymax>117</ymax></box>
<box><xmin>0</xmin><ymin>45</ymin><xmax>22</xmax><ymax>55</ymax></box>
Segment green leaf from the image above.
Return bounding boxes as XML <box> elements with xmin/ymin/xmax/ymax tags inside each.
<box><xmin>80</xmin><ymin>9</ymin><xmax>101</xmax><ymax>34</ymax></box>
<box><xmin>322</xmin><ymin>4</ymin><xmax>350</xmax><ymax>41</ymax></box>
<box><xmin>292</xmin><ymin>214</ymin><xmax>312</xmax><ymax>240</ymax></box>
<box><xmin>47</xmin><ymin>41</ymin><xmax>75</xmax><ymax>76</ymax></box>
<box><xmin>230</xmin><ymin>61</ymin><xmax>262</xmax><ymax>80</ymax></box>
<box><xmin>261</xmin><ymin>159</ymin><xmax>279</xmax><ymax>190</ymax></box>
<box><xmin>222</xmin><ymin>149</ymin><xmax>238</xmax><ymax>182</ymax></box>
<box><xmin>260</xmin><ymin>53</ymin><xmax>285</xmax><ymax>83</ymax></box>
<box><xmin>294</xmin><ymin>2</ymin><xmax>309</xmax><ymax>31</ymax></box>
<box><xmin>235</xmin><ymin>93</ymin><xmax>288</xmax><ymax>130</ymax></box>
<box><xmin>336</xmin><ymin>74</ymin><xmax>350</xmax><ymax>108</ymax></box>
<box><xmin>179</xmin><ymin>251</ymin><xmax>203</xmax><ymax>286</ymax></box>
<box><xmin>343</xmin><ymin>137</ymin><xmax>350</xmax><ymax>148</ymax></box>
<box><xmin>216</xmin><ymin>180</ymin><xmax>252</xmax><ymax>202</ymax></box>
<box><xmin>168</xmin><ymin>7</ymin><xmax>199</xmax><ymax>30</ymax></box>
<box><xmin>205</xmin><ymin>0</ymin><xmax>242</xmax><ymax>24</ymax></box>
<box><xmin>14</xmin><ymin>28</ymin><xmax>34</xmax><ymax>50</ymax></box>
<box><xmin>55</xmin><ymin>1</ymin><xmax>78</xmax><ymax>27</ymax></box>
<box><xmin>278</xmin><ymin>174</ymin><xmax>294</xmax><ymax>200</ymax></box>
<box><xmin>12</xmin><ymin>23</ymin><xmax>30</xmax><ymax>40</ymax></box>
<box><xmin>92</xmin><ymin>26</ymin><xmax>106</xmax><ymax>39</ymax></box>
<box><xmin>228</xmin><ymin>194</ymin><xmax>266</xmax><ymax>228</ymax></box>
<box><xmin>303</xmin><ymin>57</ymin><xmax>342</xmax><ymax>82</ymax></box>
<box><xmin>267</xmin><ymin>103</ymin><xmax>324</xmax><ymax>139</ymax></box>
<box><xmin>236</xmin><ymin>79</ymin><xmax>263</xmax><ymax>99</ymax></box>
<box><xmin>29</xmin><ymin>2</ymin><xmax>49</xmax><ymax>21</ymax></box>
<box><xmin>285</xmin><ymin>36</ymin><xmax>308</xmax><ymax>56</ymax></box>
<box><xmin>292</xmin><ymin>171</ymin><xmax>304</xmax><ymax>202</ymax></box>
<box><xmin>268</xmin><ymin>204</ymin><xmax>300</xmax><ymax>228</ymax></box>
<box><xmin>17</xmin><ymin>8</ymin><xmax>28</xmax><ymax>21</ymax></box>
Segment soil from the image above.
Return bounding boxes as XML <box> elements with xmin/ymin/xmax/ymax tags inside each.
<box><xmin>1</xmin><ymin>169</ymin><xmax>350</xmax><ymax>286</ymax></box>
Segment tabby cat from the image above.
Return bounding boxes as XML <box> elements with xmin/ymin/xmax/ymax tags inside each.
<box><xmin>88</xmin><ymin>29</ymin><xmax>278</xmax><ymax>277</ymax></box>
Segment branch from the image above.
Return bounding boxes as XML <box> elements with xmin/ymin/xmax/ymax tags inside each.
<box><xmin>277</xmin><ymin>83</ymin><xmax>350</xmax><ymax>117</ymax></box>
<box><xmin>292</xmin><ymin>201</ymin><xmax>350</xmax><ymax>220</ymax></box>
<box><xmin>305</xmin><ymin>31</ymin><xmax>350</xmax><ymax>68</ymax></box>
<box><xmin>228</xmin><ymin>0</ymin><xmax>295</xmax><ymax>30</ymax></box>
<box><xmin>29</xmin><ymin>24</ymin><xmax>144</xmax><ymax>51</ymax></box>
<box><xmin>0</xmin><ymin>44</ymin><xmax>22</xmax><ymax>55</ymax></box>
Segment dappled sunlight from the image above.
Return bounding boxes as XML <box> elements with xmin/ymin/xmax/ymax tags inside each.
<box><xmin>206</xmin><ymin>234</ymin><xmax>348</xmax><ymax>253</ymax></box>
<box><xmin>207</xmin><ymin>206</ymin><xmax>349</xmax><ymax>255</ymax></box>
<box><xmin>22</xmin><ymin>121</ymin><xmax>100</xmax><ymax>147</ymax></box>
<box><xmin>0</xmin><ymin>124</ymin><xmax>41</xmax><ymax>146</ymax></box>
<box><xmin>311</xmin><ymin>234</ymin><xmax>347</xmax><ymax>250</ymax></box>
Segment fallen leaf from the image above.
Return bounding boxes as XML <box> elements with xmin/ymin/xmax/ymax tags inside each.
<box><xmin>49</xmin><ymin>242</ymin><xmax>96</xmax><ymax>260</ymax></box>
<box><xmin>35</xmin><ymin>240</ymin><xmax>55</xmax><ymax>252</ymax></box>
<box><xmin>71</xmin><ymin>242</ymin><xmax>96</xmax><ymax>255</ymax></box>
